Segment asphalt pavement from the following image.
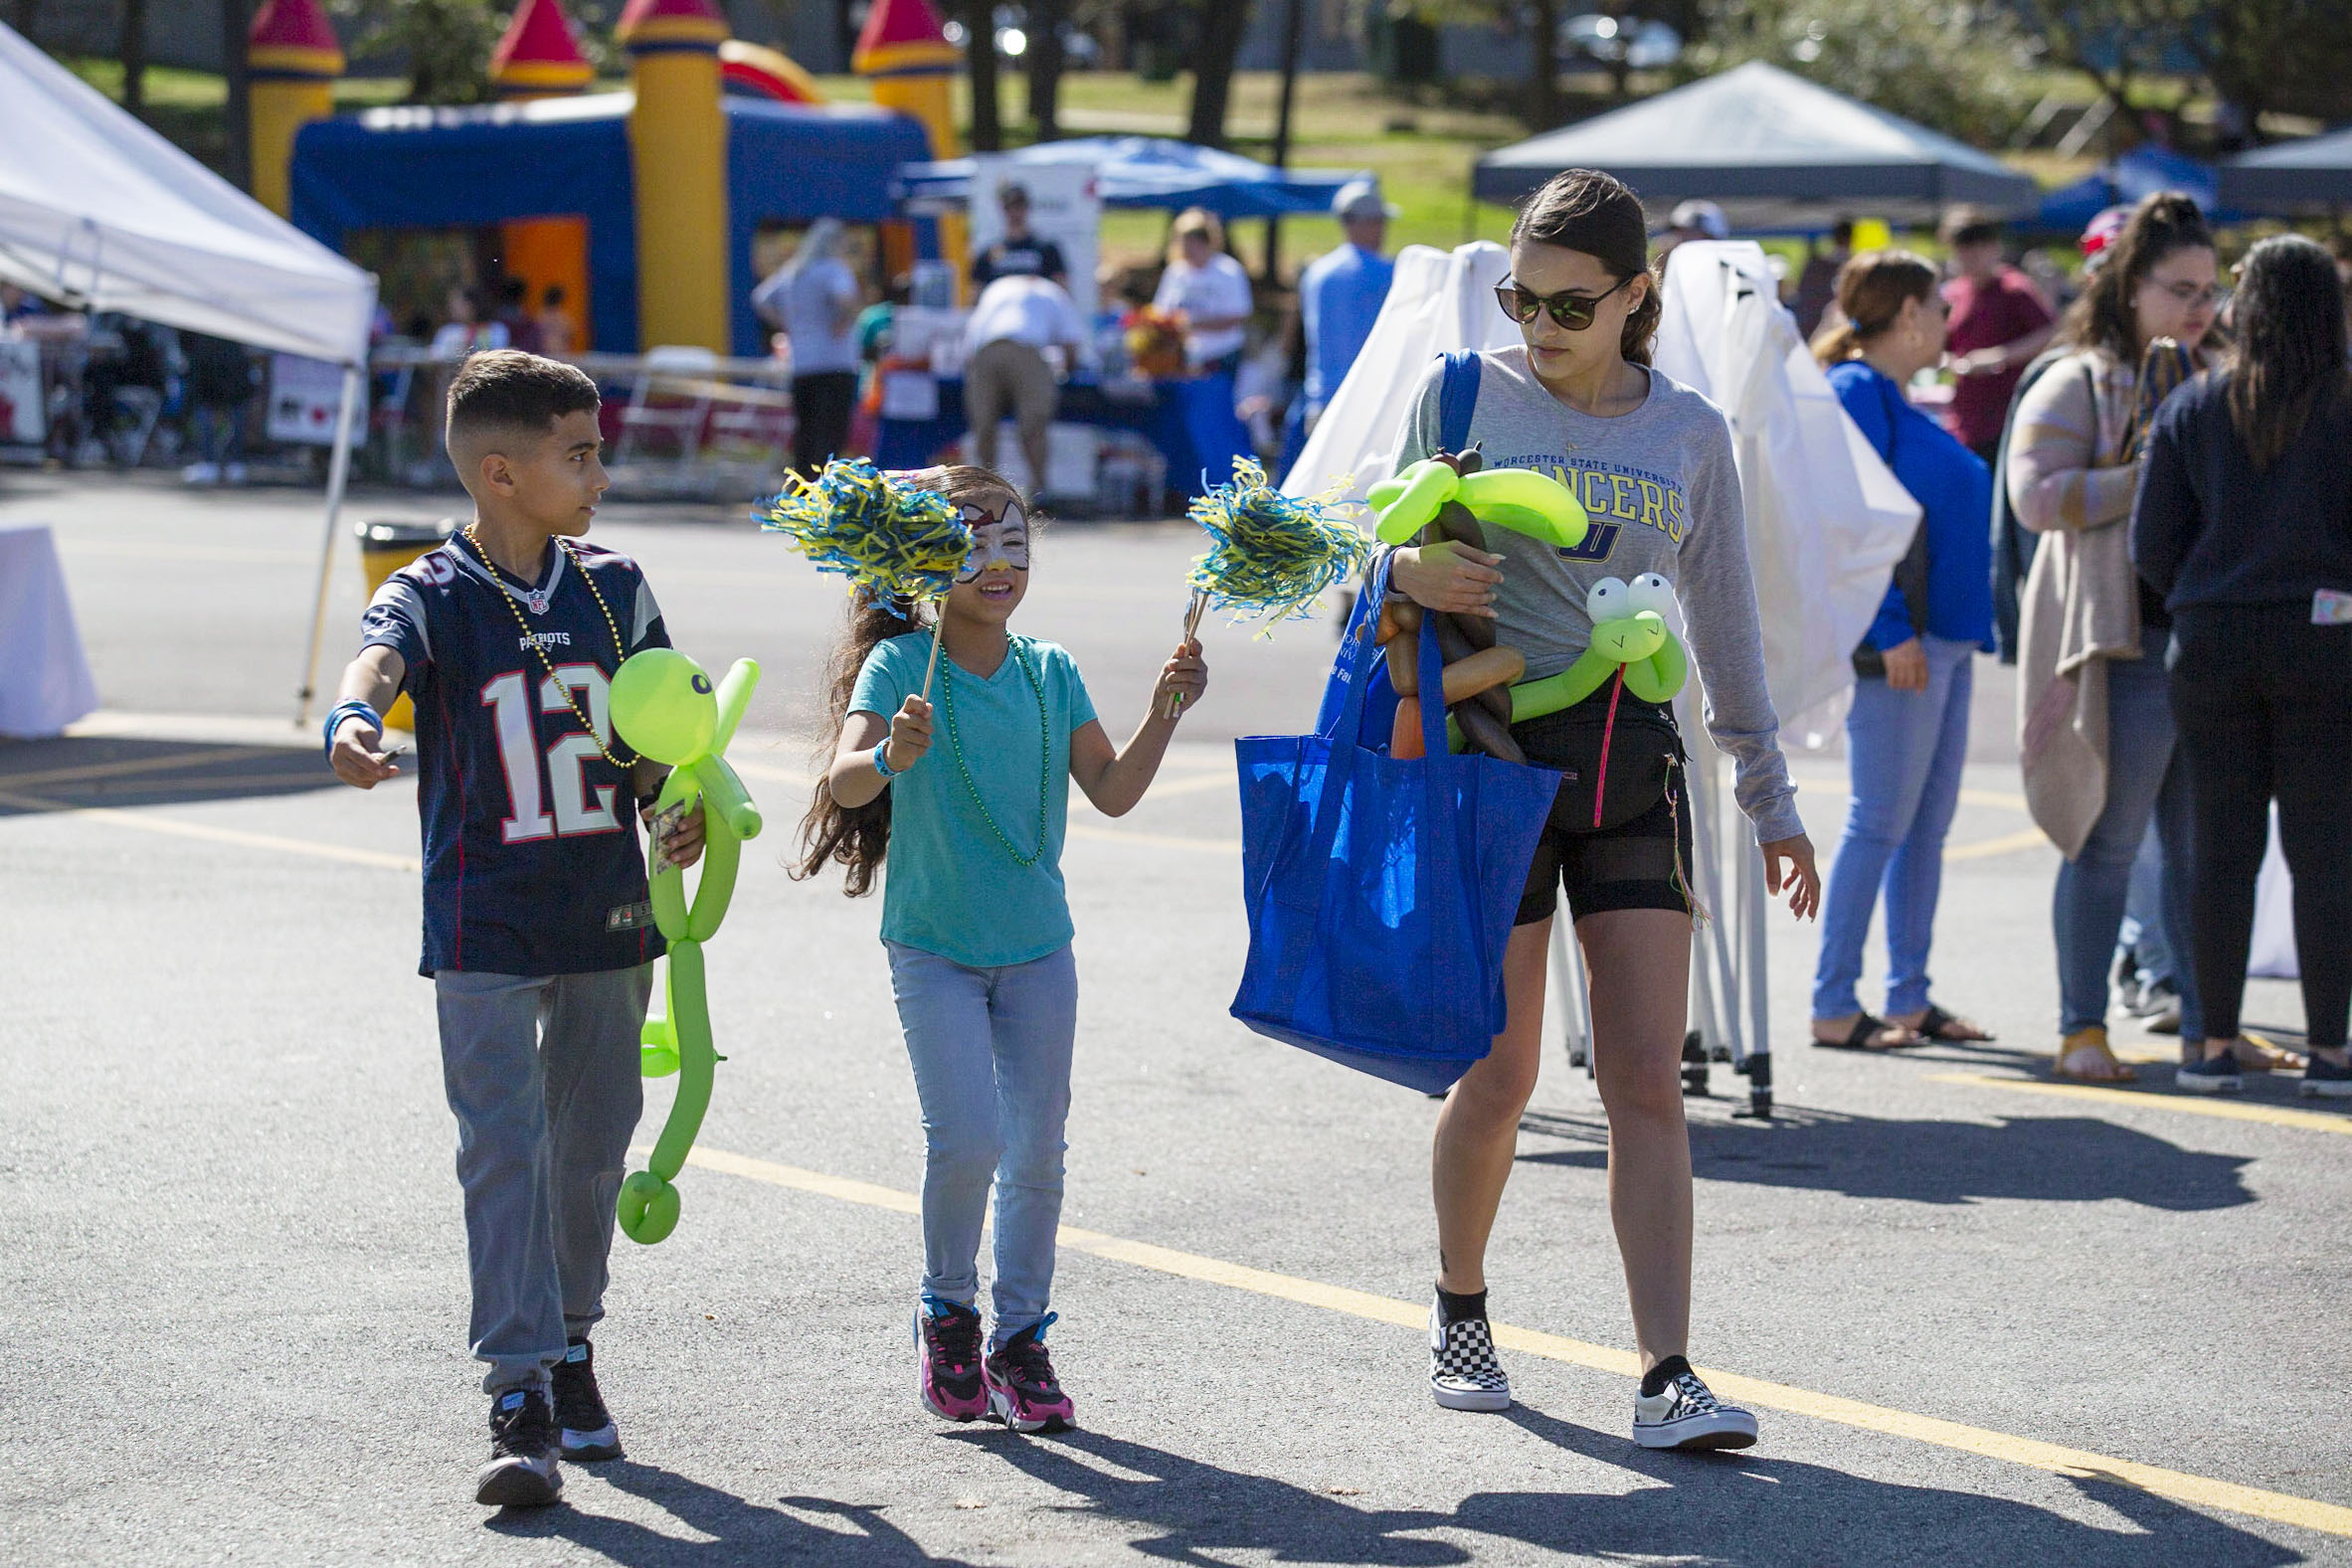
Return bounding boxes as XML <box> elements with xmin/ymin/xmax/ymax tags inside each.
<box><xmin>2</xmin><ymin>473</ymin><xmax>2344</xmax><ymax>1566</ymax></box>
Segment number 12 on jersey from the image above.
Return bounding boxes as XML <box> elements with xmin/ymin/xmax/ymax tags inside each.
<box><xmin>483</xmin><ymin>665</ymin><xmax>624</xmax><ymax>842</ymax></box>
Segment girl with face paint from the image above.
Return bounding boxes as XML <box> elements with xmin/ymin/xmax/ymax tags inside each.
<box><xmin>792</xmin><ymin>465</ymin><xmax>1206</xmax><ymax>1433</ymax></box>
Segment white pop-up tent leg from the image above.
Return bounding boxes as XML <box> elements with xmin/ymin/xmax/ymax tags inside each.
<box><xmin>294</xmin><ymin>364</ymin><xmax>364</xmax><ymax>726</ymax></box>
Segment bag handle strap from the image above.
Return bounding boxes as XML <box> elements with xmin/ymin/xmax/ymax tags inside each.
<box><xmin>1438</xmin><ymin>350</ymin><xmax>1481</xmax><ymax>454</ymax></box>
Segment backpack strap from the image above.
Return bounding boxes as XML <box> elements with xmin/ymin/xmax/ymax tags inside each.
<box><xmin>1437</xmin><ymin>350</ymin><xmax>1482</xmax><ymax>453</ymax></box>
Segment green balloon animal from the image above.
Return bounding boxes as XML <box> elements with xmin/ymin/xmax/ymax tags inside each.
<box><xmin>607</xmin><ymin>649</ymin><xmax>764</xmax><ymax>1246</ymax></box>
<box><xmin>1511</xmin><ymin>574</ymin><xmax>1690</xmax><ymax>720</ymax></box>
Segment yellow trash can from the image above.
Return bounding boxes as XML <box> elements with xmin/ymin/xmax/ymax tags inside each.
<box><xmin>356</xmin><ymin>518</ymin><xmax>458</xmax><ymax>731</ymax></box>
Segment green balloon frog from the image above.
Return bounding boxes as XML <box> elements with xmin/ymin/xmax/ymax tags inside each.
<box><xmin>606</xmin><ymin>648</ymin><xmax>764</xmax><ymax>1246</ymax></box>
<box><xmin>1511</xmin><ymin>573</ymin><xmax>1690</xmax><ymax>720</ymax></box>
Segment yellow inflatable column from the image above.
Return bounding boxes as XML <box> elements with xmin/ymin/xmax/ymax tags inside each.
<box><xmin>246</xmin><ymin>0</ymin><xmax>343</xmax><ymax>217</ymax></box>
<box><xmin>616</xmin><ymin>0</ymin><xmax>732</xmax><ymax>354</ymax></box>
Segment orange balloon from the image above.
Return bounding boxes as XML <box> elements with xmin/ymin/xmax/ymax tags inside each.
<box><xmin>1389</xmin><ymin>696</ymin><xmax>1426</xmax><ymax>760</ymax></box>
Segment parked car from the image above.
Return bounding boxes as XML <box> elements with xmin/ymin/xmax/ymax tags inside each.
<box><xmin>1556</xmin><ymin>14</ymin><xmax>1681</xmax><ymax>70</ymax></box>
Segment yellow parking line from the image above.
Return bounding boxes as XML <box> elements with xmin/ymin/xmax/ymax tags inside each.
<box><xmin>677</xmin><ymin>1142</ymin><xmax>2352</xmax><ymax>1538</ymax></box>
<box><xmin>1926</xmin><ymin>1072</ymin><xmax>2352</xmax><ymax>1134</ymax></box>
<box><xmin>0</xmin><ymin>745</ymin><xmax>272</xmax><ymax>790</ymax></box>
<box><xmin>1940</xmin><ymin>828</ymin><xmax>2051</xmax><ymax>863</ymax></box>
<box><xmin>0</xmin><ymin>787</ymin><xmax>419</xmax><ymax>871</ymax></box>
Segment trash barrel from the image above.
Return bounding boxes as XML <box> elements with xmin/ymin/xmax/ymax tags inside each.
<box><xmin>356</xmin><ymin>518</ymin><xmax>458</xmax><ymax>731</ymax></box>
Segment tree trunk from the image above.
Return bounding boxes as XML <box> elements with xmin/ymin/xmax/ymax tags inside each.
<box><xmin>1185</xmin><ymin>0</ymin><xmax>1251</xmax><ymax>149</ymax></box>
<box><xmin>1261</xmin><ymin>0</ymin><xmax>1307</xmax><ymax>282</ymax></box>
<box><xmin>964</xmin><ymin>0</ymin><xmax>1002</xmax><ymax>151</ymax></box>
<box><xmin>220</xmin><ymin>0</ymin><xmax>252</xmax><ymax>190</ymax></box>
<box><xmin>120</xmin><ymin>0</ymin><xmax>149</xmax><ymax>116</ymax></box>
<box><xmin>1025</xmin><ymin>0</ymin><xmax>1066</xmax><ymax>140</ymax></box>
<box><xmin>1524</xmin><ymin>0</ymin><xmax>1560</xmax><ymax>129</ymax></box>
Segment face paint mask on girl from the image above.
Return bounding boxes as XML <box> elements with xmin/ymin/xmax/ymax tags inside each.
<box><xmin>955</xmin><ymin>500</ymin><xmax>1031</xmax><ymax>582</ymax></box>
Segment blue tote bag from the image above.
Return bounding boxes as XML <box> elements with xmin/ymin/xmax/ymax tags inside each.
<box><xmin>1229</xmin><ymin>553</ymin><xmax>1560</xmax><ymax>1093</ymax></box>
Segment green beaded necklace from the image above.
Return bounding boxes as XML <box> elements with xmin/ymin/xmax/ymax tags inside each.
<box><xmin>936</xmin><ymin>635</ymin><xmax>1051</xmax><ymax>867</ymax></box>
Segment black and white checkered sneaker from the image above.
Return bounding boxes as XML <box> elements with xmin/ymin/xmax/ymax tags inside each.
<box><xmin>1632</xmin><ymin>1356</ymin><xmax>1757</xmax><ymax>1451</ymax></box>
<box><xmin>1428</xmin><ymin>1298</ymin><xmax>1512</xmax><ymax>1411</ymax></box>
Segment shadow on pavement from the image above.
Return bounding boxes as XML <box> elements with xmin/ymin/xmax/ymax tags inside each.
<box><xmin>959</xmin><ymin>1418</ymin><xmax>2301</xmax><ymax>1567</ymax></box>
<box><xmin>1515</xmin><ymin>1107</ymin><xmax>2254</xmax><ymax>1211</ymax></box>
<box><xmin>0</xmin><ymin>735</ymin><xmax>343</xmax><ymax>815</ymax></box>
<box><xmin>1479</xmin><ymin>1405</ymin><xmax>2302</xmax><ymax>1568</ymax></box>
<box><xmin>486</xmin><ymin>1458</ymin><xmax>986</xmax><ymax>1566</ymax></box>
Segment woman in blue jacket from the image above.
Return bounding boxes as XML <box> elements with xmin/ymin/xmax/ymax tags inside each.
<box><xmin>1808</xmin><ymin>251</ymin><xmax>1997</xmax><ymax>1050</ymax></box>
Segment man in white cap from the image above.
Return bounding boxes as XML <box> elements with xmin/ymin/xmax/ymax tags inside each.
<box><xmin>1654</xmin><ymin>198</ymin><xmax>1729</xmax><ymax>265</ymax></box>
<box><xmin>1297</xmin><ymin>178</ymin><xmax>1397</xmax><ymax>431</ymax></box>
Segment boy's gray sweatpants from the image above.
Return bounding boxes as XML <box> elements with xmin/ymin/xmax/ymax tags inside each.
<box><xmin>435</xmin><ymin>965</ymin><xmax>651</xmax><ymax>1397</ymax></box>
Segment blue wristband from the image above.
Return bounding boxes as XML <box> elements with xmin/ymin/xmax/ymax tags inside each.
<box><xmin>871</xmin><ymin>738</ymin><xmax>899</xmax><ymax>779</ymax></box>
<box><xmin>323</xmin><ymin>700</ymin><xmax>381</xmax><ymax>763</ymax></box>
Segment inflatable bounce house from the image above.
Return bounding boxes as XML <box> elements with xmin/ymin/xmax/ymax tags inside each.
<box><xmin>253</xmin><ymin>0</ymin><xmax>961</xmax><ymax>357</ymax></box>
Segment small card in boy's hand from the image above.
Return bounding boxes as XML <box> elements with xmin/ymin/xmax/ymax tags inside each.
<box><xmin>646</xmin><ymin>802</ymin><xmax>691</xmax><ymax>876</ymax></box>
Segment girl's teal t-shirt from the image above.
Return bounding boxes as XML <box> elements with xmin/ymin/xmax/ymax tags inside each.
<box><xmin>849</xmin><ymin>631</ymin><xmax>1096</xmax><ymax>967</ymax></box>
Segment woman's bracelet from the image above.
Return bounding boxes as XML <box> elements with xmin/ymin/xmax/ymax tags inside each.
<box><xmin>872</xmin><ymin>739</ymin><xmax>900</xmax><ymax>779</ymax></box>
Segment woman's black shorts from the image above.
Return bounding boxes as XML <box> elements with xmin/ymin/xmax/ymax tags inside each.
<box><xmin>1511</xmin><ymin>709</ymin><xmax>1698</xmax><ymax>928</ymax></box>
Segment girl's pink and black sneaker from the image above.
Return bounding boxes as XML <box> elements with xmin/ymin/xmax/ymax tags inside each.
<box><xmin>984</xmin><ymin>1314</ymin><xmax>1075</xmax><ymax>1433</ymax></box>
<box><xmin>915</xmin><ymin>1298</ymin><xmax>989</xmax><ymax>1422</ymax></box>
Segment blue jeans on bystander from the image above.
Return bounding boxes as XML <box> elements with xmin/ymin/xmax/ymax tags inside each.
<box><xmin>1813</xmin><ymin>636</ymin><xmax>1975</xmax><ymax>1022</ymax></box>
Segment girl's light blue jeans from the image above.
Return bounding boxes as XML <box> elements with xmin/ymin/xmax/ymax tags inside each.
<box><xmin>885</xmin><ymin>940</ymin><xmax>1077</xmax><ymax>1349</ymax></box>
<box><xmin>1813</xmin><ymin>636</ymin><xmax>1975</xmax><ymax>1021</ymax></box>
<box><xmin>2054</xmin><ymin>633</ymin><xmax>2202</xmax><ymax>1041</ymax></box>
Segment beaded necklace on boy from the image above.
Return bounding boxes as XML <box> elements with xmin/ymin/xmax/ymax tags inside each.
<box><xmin>461</xmin><ymin>522</ymin><xmax>637</xmax><ymax>771</ymax></box>
<box><xmin>936</xmin><ymin>635</ymin><xmax>1050</xmax><ymax>867</ymax></box>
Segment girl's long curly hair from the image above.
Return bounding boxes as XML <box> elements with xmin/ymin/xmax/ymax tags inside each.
<box><xmin>2226</xmin><ymin>235</ymin><xmax>2350</xmax><ymax>470</ymax></box>
<box><xmin>789</xmin><ymin>464</ymin><xmax>1025</xmax><ymax>896</ymax></box>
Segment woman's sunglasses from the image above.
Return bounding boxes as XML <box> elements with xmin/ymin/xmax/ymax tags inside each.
<box><xmin>1494</xmin><ymin>272</ymin><xmax>1636</xmax><ymax>332</ymax></box>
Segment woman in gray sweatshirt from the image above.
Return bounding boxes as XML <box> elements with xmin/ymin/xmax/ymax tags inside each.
<box><xmin>1390</xmin><ymin>169</ymin><xmax>1819</xmax><ymax>1451</ymax></box>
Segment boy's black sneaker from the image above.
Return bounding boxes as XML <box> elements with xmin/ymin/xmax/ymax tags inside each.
<box><xmin>551</xmin><ymin>1338</ymin><xmax>624</xmax><ymax>1462</ymax></box>
<box><xmin>2301</xmin><ymin>1053</ymin><xmax>2352</xmax><ymax>1100</ymax></box>
<box><xmin>476</xmin><ymin>1388</ymin><xmax>563</xmax><ymax>1508</ymax></box>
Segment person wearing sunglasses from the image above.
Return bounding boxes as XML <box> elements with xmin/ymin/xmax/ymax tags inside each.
<box><xmin>1387</xmin><ymin>168</ymin><xmax>1819</xmax><ymax>1452</ymax></box>
<box><xmin>2007</xmin><ymin>192</ymin><xmax>2234</xmax><ymax>1086</ymax></box>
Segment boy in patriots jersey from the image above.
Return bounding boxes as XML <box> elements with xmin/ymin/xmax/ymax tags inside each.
<box><xmin>326</xmin><ymin>351</ymin><xmax>703</xmax><ymax>1509</ymax></box>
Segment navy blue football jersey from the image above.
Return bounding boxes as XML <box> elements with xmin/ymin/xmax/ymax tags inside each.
<box><xmin>360</xmin><ymin>533</ymin><xmax>670</xmax><ymax>977</ymax></box>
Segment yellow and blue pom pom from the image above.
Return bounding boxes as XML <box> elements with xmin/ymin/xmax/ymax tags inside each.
<box><xmin>1184</xmin><ymin>458</ymin><xmax>1370</xmax><ymax>624</ymax></box>
<box><xmin>754</xmin><ymin>458</ymin><xmax>974</xmax><ymax>609</ymax></box>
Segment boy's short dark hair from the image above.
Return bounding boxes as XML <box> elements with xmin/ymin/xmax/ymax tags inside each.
<box><xmin>445</xmin><ymin>350</ymin><xmax>599</xmax><ymax>446</ymax></box>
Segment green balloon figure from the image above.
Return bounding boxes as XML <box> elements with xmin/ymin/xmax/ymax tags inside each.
<box><xmin>607</xmin><ymin>648</ymin><xmax>764</xmax><ymax>1245</ymax></box>
<box><xmin>1510</xmin><ymin>573</ymin><xmax>1690</xmax><ymax>719</ymax></box>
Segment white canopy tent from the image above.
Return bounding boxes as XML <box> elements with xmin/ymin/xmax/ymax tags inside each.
<box><xmin>0</xmin><ymin>22</ymin><xmax>378</xmax><ymax>721</ymax></box>
<box><xmin>1287</xmin><ymin>240</ymin><xmax>1918</xmax><ymax>1113</ymax></box>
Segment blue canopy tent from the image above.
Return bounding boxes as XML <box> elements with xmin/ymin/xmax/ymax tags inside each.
<box><xmin>2221</xmin><ymin>126</ymin><xmax>2352</xmax><ymax>214</ymax></box>
<box><xmin>289</xmin><ymin>92</ymin><xmax>930</xmax><ymax>358</ymax></box>
<box><xmin>895</xmin><ymin>135</ymin><xmax>1365</xmax><ymax>219</ymax></box>
<box><xmin>2036</xmin><ymin>143</ymin><xmax>2239</xmax><ymax>232</ymax></box>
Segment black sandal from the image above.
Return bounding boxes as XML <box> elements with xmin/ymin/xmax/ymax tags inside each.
<box><xmin>1811</xmin><ymin>1012</ymin><xmax>1919</xmax><ymax>1051</ymax></box>
<box><xmin>1916</xmin><ymin>1004</ymin><xmax>1994</xmax><ymax>1043</ymax></box>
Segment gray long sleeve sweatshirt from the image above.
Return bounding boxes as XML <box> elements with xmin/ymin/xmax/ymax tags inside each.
<box><xmin>1397</xmin><ymin>347</ymin><xmax>1803</xmax><ymax>844</ymax></box>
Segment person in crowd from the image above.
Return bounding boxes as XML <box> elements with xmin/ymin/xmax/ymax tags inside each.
<box><xmin>1652</xmin><ymin>199</ymin><xmax>1728</xmax><ymax>267</ymax></box>
<box><xmin>1792</xmin><ymin>220</ymin><xmax>1853</xmax><ymax>341</ymax></box>
<box><xmin>754</xmin><ymin>219</ymin><xmax>865</xmax><ymax>477</ymax></box>
<box><xmin>2008</xmin><ymin>193</ymin><xmax>2222</xmax><ymax>1084</ymax></box>
<box><xmin>432</xmin><ymin>286</ymin><xmax>509</xmax><ymax>359</ymax></box>
<box><xmin>2135</xmin><ymin>235</ymin><xmax>2352</xmax><ymax>1097</ymax></box>
<box><xmin>1806</xmin><ymin>252</ymin><xmax>1995</xmax><ymax>1052</ymax></box>
<box><xmin>856</xmin><ymin>272</ymin><xmax>913</xmax><ymax>372</ymax></box>
<box><xmin>970</xmin><ymin>184</ymin><xmax>1068</xmax><ymax>290</ymax></box>
<box><xmin>1153</xmin><ymin>209</ymin><xmax>1253</xmax><ymax>376</ymax></box>
<box><xmin>535</xmin><ymin>285</ymin><xmax>577</xmax><ymax>360</ymax></box>
<box><xmin>1392</xmin><ymin>167</ymin><xmax>1818</xmax><ymax>1450</ymax></box>
<box><xmin>178</xmin><ymin>332</ymin><xmax>256</xmax><ymax>486</ymax></box>
<box><xmin>495</xmin><ymin>276</ymin><xmax>543</xmax><ymax>356</ymax></box>
<box><xmin>961</xmin><ymin>272</ymin><xmax>1087</xmax><ymax>499</ymax></box>
<box><xmin>1941</xmin><ymin>207</ymin><xmax>2057</xmax><ymax>465</ymax></box>
<box><xmin>1298</xmin><ymin>178</ymin><xmax>1396</xmax><ymax>429</ymax></box>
